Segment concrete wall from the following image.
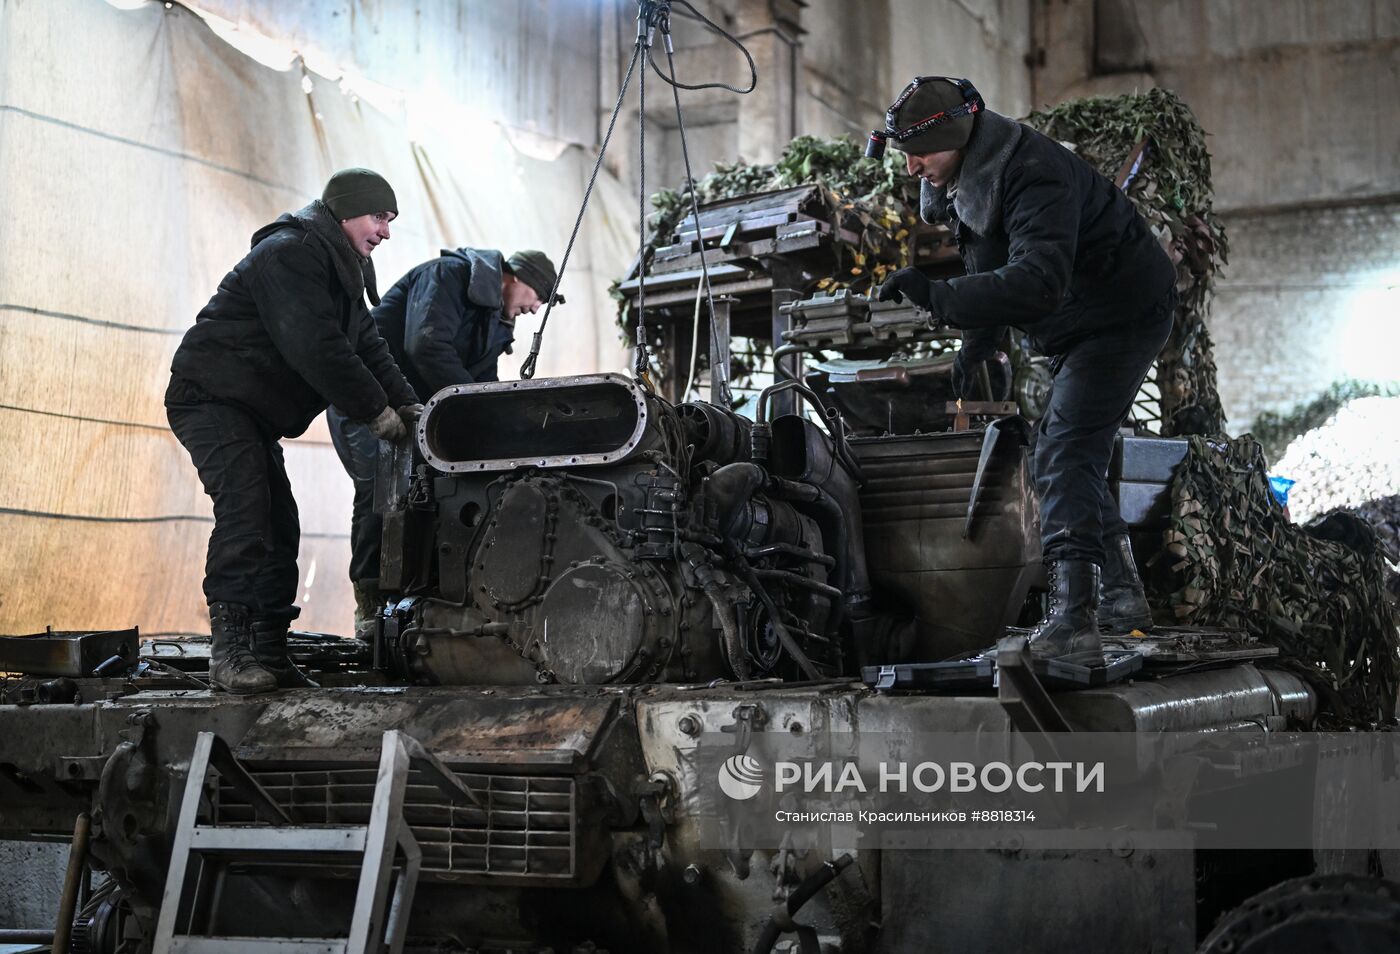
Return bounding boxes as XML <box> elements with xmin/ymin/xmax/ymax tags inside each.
<box><xmin>0</xmin><ymin>841</ymin><xmax>65</xmax><ymax>931</ymax></box>
<box><xmin>1031</xmin><ymin>0</ymin><xmax>1400</xmax><ymax>427</ymax></box>
<box><xmin>603</xmin><ymin>0</ymin><xmax>1033</xmax><ymax>203</ymax></box>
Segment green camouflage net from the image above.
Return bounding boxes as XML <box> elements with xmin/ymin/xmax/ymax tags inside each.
<box><xmin>1159</xmin><ymin>434</ymin><xmax>1400</xmax><ymax>727</ymax></box>
<box><xmin>1250</xmin><ymin>379</ymin><xmax>1400</xmax><ymax>465</ymax></box>
<box><xmin>647</xmin><ymin>134</ymin><xmax>922</xmax><ymax>292</ymax></box>
<box><xmin>1025</xmin><ymin>88</ymin><xmax>1228</xmax><ymax>437</ymax></box>
<box><xmin>613</xmin><ymin>136</ymin><xmax>927</xmax><ymax>388</ymax></box>
<box><xmin>613</xmin><ymin>135</ymin><xmax>924</xmax><ymax>346</ymax></box>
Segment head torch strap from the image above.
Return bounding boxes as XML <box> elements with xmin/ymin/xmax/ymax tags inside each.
<box><xmin>883</xmin><ymin>76</ymin><xmax>983</xmax><ymax>143</ymax></box>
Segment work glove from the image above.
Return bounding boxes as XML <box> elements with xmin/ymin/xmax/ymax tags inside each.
<box><xmin>397</xmin><ymin>403</ymin><xmax>424</xmax><ymax>427</ymax></box>
<box><xmin>366</xmin><ymin>404</ymin><xmax>408</xmax><ymax>442</ymax></box>
<box><xmin>951</xmin><ymin>349</ymin><xmax>1011</xmax><ymax>401</ymax></box>
<box><xmin>875</xmin><ymin>267</ymin><xmax>934</xmax><ymax>309</ymax></box>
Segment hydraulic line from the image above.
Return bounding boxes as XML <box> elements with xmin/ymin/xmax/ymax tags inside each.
<box><xmin>752</xmin><ymin>854</ymin><xmax>855</xmax><ymax>954</ymax></box>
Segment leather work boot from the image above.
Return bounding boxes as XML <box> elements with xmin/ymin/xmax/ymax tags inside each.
<box><xmin>209</xmin><ymin>602</ymin><xmax>277</xmax><ymax>694</ymax></box>
<box><xmin>250</xmin><ymin>614</ymin><xmax>319</xmax><ymax>689</ymax></box>
<box><xmin>1027</xmin><ymin>560</ymin><xmax>1103</xmax><ymax>659</ymax></box>
<box><xmin>353</xmin><ymin>579</ymin><xmax>386</xmax><ymax>641</ymax></box>
<box><xmin>1099</xmin><ymin>533</ymin><xmax>1154</xmax><ymax>634</ymax></box>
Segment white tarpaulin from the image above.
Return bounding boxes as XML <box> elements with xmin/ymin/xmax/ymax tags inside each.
<box><xmin>0</xmin><ymin>0</ymin><xmax>634</xmax><ymax>636</ymax></box>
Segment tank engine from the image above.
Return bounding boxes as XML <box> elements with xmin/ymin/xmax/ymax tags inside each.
<box><xmin>375</xmin><ymin>373</ymin><xmax>881</xmax><ymax>687</ymax></box>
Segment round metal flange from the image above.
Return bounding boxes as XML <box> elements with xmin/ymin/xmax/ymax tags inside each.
<box><xmin>1199</xmin><ymin>874</ymin><xmax>1400</xmax><ymax>954</ymax></box>
<box><xmin>532</xmin><ymin>561</ymin><xmax>673</xmax><ymax>684</ymax></box>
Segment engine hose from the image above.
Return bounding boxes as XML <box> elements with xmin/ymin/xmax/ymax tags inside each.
<box><xmin>755</xmin><ymin>379</ymin><xmax>829</xmax><ymax>425</ymax></box>
<box><xmin>745</xmin><ymin>543</ymin><xmax>835</xmax><ymax>568</ymax></box>
<box><xmin>705</xmin><ymin>586</ymin><xmax>750</xmax><ymax>682</ymax></box>
<box><xmin>751</xmin><ymin>568</ymin><xmax>843</xmax><ymax>601</ymax></box>
<box><xmin>735</xmin><ymin>558</ymin><xmax>821</xmax><ymax>680</ymax></box>
<box><xmin>751</xmin><ymin>854</ymin><xmax>855</xmax><ymax>954</ymax></box>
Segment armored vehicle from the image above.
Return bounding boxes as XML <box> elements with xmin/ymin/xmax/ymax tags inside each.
<box><xmin>3</xmin><ymin>296</ymin><xmax>1396</xmax><ymax>952</ymax></box>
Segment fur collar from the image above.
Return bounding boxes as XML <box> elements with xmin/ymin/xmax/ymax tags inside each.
<box><xmin>919</xmin><ymin>110</ymin><xmax>1024</xmax><ymax>236</ymax></box>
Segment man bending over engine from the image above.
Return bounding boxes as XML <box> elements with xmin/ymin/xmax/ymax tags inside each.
<box><xmin>873</xmin><ymin>76</ymin><xmax>1176</xmax><ymax>659</ymax></box>
<box><xmin>326</xmin><ymin>247</ymin><xmax>563</xmax><ymax>635</ymax></box>
<box><xmin>167</xmin><ymin>168</ymin><xmax>421</xmax><ymax>693</ymax></box>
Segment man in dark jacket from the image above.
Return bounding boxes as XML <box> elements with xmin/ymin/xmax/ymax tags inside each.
<box><xmin>167</xmin><ymin>168</ymin><xmax>422</xmax><ymax>693</ymax></box>
<box><xmin>326</xmin><ymin>247</ymin><xmax>561</xmax><ymax>631</ymax></box>
<box><xmin>876</xmin><ymin>76</ymin><xmax>1177</xmax><ymax>658</ymax></box>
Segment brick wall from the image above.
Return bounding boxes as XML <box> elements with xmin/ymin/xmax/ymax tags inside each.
<box><xmin>1211</xmin><ymin>199</ymin><xmax>1400</xmax><ymax>428</ymax></box>
<box><xmin>1028</xmin><ymin>1</ymin><xmax>1400</xmax><ymax>432</ymax></box>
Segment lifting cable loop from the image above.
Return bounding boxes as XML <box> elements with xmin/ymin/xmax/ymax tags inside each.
<box><xmin>658</xmin><ymin>3</ymin><xmax>739</xmax><ymax>406</ymax></box>
<box><xmin>518</xmin><ymin>41</ymin><xmax>642</xmax><ymax>380</ymax></box>
<box><xmin>519</xmin><ymin>0</ymin><xmax>757</xmax><ymax>388</ymax></box>
<box><xmin>633</xmin><ymin>7</ymin><xmax>651</xmax><ymax>383</ymax></box>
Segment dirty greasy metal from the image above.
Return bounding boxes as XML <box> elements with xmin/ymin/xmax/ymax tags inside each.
<box><xmin>0</xmin><ymin>628</ymin><xmax>138</xmax><ymax>678</ymax></box>
<box><xmin>1</xmin><ymin>292</ymin><xmax>1392</xmax><ymax>951</ymax></box>
<box><xmin>0</xmin><ymin>665</ymin><xmax>1323</xmax><ymax>952</ymax></box>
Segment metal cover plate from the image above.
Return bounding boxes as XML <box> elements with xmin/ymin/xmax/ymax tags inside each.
<box><xmin>234</xmin><ymin>691</ymin><xmax>619</xmax><ymax>770</ymax></box>
<box><xmin>0</xmin><ymin>628</ymin><xmax>138</xmax><ymax>677</ymax></box>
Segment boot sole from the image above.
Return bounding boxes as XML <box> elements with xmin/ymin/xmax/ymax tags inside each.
<box><xmin>211</xmin><ymin>681</ymin><xmax>278</xmax><ymax>695</ymax></box>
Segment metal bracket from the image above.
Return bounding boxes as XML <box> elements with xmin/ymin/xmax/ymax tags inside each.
<box><xmin>720</xmin><ymin>702</ymin><xmax>768</xmax><ymax>755</ymax></box>
<box><xmin>54</xmin><ymin>755</ymin><xmax>107</xmax><ymax>783</ymax></box>
<box><xmin>995</xmin><ymin>635</ymin><xmax>1071</xmax><ymax>760</ymax></box>
<box><xmin>634</xmin><ymin>771</ymin><xmax>676</xmax><ymax>853</ymax></box>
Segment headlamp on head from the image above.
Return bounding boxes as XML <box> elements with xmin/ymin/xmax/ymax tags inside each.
<box><xmin>865</xmin><ymin>76</ymin><xmax>983</xmax><ymax>159</ymax></box>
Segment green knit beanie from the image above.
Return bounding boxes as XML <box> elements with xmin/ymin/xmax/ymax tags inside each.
<box><xmin>890</xmin><ymin>78</ymin><xmax>976</xmax><ymax>155</ymax></box>
<box><xmin>321</xmin><ymin>168</ymin><xmax>398</xmax><ymax>220</ymax></box>
<box><xmin>507</xmin><ymin>250</ymin><xmax>565</xmax><ymax>305</ymax></box>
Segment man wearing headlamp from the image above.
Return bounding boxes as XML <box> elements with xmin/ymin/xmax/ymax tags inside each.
<box><xmin>873</xmin><ymin>76</ymin><xmax>1177</xmax><ymax>660</ymax></box>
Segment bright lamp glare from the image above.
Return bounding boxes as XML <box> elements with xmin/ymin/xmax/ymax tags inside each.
<box><xmin>1339</xmin><ymin>268</ymin><xmax>1400</xmax><ymax>382</ymax></box>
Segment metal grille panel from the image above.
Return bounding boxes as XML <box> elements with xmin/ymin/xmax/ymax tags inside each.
<box><xmin>214</xmin><ymin>767</ymin><xmax>576</xmax><ymax>881</ymax></box>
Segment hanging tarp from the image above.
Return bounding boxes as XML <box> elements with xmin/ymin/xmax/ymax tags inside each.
<box><xmin>0</xmin><ymin>0</ymin><xmax>633</xmax><ymax>637</ymax></box>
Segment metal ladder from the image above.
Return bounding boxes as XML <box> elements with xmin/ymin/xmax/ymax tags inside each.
<box><xmin>152</xmin><ymin>729</ymin><xmax>478</xmax><ymax>954</ymax></box>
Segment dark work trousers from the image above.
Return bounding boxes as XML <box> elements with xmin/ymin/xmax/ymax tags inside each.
<box><xmin>326</xmin><ymin>406</ymin><xmax>382</xmax><ymax>585</ymax></box>
<box><xmin>1033</xmin><ymin>288</ymin><xmax>1176</xmax><ymax>566</ymax></box>
<box><xmin>166</xmin><ymin>396</ymin><xmax>300</xmax><ymax>617</ymax></box>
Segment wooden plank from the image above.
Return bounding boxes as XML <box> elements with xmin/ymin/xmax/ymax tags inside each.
<box><xmin>675</xmin><ymin>211</ymin><xmax>801</xmax><ymax>243</ymax></box>
<box><xmin>676</xmin><ymin>185</ymin><xmax>822</xmax><ymax>231</ymax></box>
<box><xmin>628</xmin><ymin>277</ymin><xmax>775</xmax><ymax>311</ymax></box>
<box><xmin>615</xmin><ymin>263</ymin><xmax>750</xmax><ymax>294</ymax></box>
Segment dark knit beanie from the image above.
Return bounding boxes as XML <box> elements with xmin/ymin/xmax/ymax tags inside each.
<box><xmin>321</xmin><ymin>168</ymin><xmax>398</xmax><ymax>220</ymax></box>
<box><xmin>507</xmin><ymin>250</ymin><xmax>564</xmax><ymax>305</ymax></box>
<box><xmin>890</xmin><ymin>78</ymin><xmax>976</xmax><ymax>155</ymax></box>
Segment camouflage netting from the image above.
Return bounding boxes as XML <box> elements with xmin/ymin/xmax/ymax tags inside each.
<box><xmin>646</xmin><ymin>135</ymin><xmax>922</xmax><ymax>294</ymax></box>
<box><xmin>1158</xmin><ymin>434</ymin><xmax>1400</xmax><ymax>727</ymax></box>
<box><xmin>614</xmin><ymin>136</ymin><xmax>928</xmax><ymax>389</ymax></box>
<box><xmin>1350</xmin><ymin>494</ymin><xmax>1400</xmax><ymax>607</ymax></box>
<box><xmin>614</xmin><ymin>135</ymin><xmax>925</xmax><ymax>351</ymax></box>
<box><xmin>1251</xmin><ymin>379</ymin><xmax>1400</xmax><ymax>466</ymax></box>
<box><xmin>1024</xmin><ymin>88</ymin><xmax>1228</xmax><ymax>437</ymax></box>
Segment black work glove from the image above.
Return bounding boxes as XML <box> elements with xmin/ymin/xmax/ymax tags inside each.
<box><xmin>875</xmin><ymin>267</ymin><xmax>933</xmax><ymax>309</ymax></box>
<box><xmin>397</xmin><ymin>403</ymin><xmax>424</xmax><ymax>427</ymax></box>
<box><xmin>367</xmin><ymin>404</ymin><xmax>408</xmax><ymax>442</ymax></box>
<box><xmin>952</xmin><ymin>350</ymin><xmax>1011</xmax><ymax>401</ymax></box>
